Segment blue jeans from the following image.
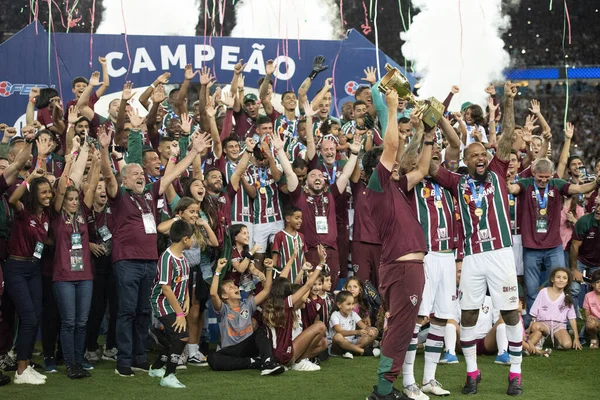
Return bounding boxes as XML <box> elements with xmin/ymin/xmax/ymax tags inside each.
<box><xmin>524</xmin><ymin>245</ymin><xmax>566</xmax><ymax>312</ymax></box>
<box><xmin>114</xmin><ymin>260</ymin><xmax>155</xmax><ymax>368</ymax></box>
<box><xmin>571</xmin><ymin>260</ymin><xmax>600</xmax><ymax>309</ymax></box>
<box><xmin>53</xmin><ymin>280</ymin><xmax>93</xmax><ymax>366</ymax></box>
<box><xmin>2</xmin><ymin>258</ymin><xmax>42</xmax><ymax>361</ymax></box>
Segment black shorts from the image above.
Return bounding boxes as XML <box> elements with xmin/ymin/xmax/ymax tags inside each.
<box><xmin>158</xmin><ymin>313</ymin><xmax>189</xmax><ymax>343</ymax></box>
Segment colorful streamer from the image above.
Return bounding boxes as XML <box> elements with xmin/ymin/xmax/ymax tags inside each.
<box><xmin>120</xmin><ymin>0</ymin><xmax>132</xmax><ymax>78</ymax></box>
<box><xmin>562</xmin><ymin>1</ymin><xmax>570</xmax><ymax>127</ymax></box>
<box><xmin>373</xmin><ymin>0</ymin><xmax>381</xmax><ymax>81</ymax></box>
<box><xmin>90</xmin><ymin>0</ymin><xmax>96</xmax><ymax>67</ymax></box>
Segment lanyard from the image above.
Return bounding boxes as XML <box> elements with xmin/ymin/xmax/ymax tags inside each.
<box><xmin>128</xmin><ymin>191</ymin><xmax>151</xmax><ymax>214</ymax></box>
<box><xmin>92</xmin><ymin>206</ymin><xmax>108</xmax><ymax>235</ymax></box>
<box><xmin>63</xmin><ymin>211</ymin><xmax>80</xmax><ymax>234</ymax></box>
<box><xmin>201</xmin><ymin>158</ymin><xmax>207</xmax><ymax>173</ymax></box>
<box><xmin>432</xmin><ymin>182</ymin><xmax>442</xmax><ymax>201</ymax></box>
<box><xmin>259</xmin><ymin>168</ymin><xmax>268</xmax><ymax>188</ymax></box>
<box><xmin>227</xmin><ymin>160</ymin><xmax>237</xmax><ymax>177</ymax></box>
<box><xmin>313</xmin><ymin>194</ymin><xmax>327</xmax><ymax>217</ymax></box>
<box><xmin>509</xmin><ymin>175</ymin><xmax>518</xmax><ymax>201</ymax></box>
<box><xmin>323</xmin><ymin>162</ymin><xmax>337</xmax><ymax>185</ymax></box>
<box><xmin>533</xmin><ymin>181</ymin><xmax>548</xmax><ymax>210</ymax></box>
<box><xmin>283</xmin><ymin>115</ymin><xmax>298</xmax><ymax>138</ymax></box>
<box><xmin>147</xmin><ymin>174</ymin><xmax>159</xmax><ymax>183</ymax></box>
<box><xmin>468</xmin><ymin>178</ymin><xmax>485</xmax><ymax>209</ymax></box>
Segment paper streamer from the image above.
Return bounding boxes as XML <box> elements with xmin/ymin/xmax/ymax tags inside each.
<box><xmin>47</xmin><ymin>0</ymin><xmax>52</xmax><ymax>79</ymax></box>
<box><xmin>549</xmin><ymin>0</ymin><xmax>553</xmax><ymax>10</ymax></box>
<box><xmin>120</xmin><ymin>0</ymin><xmax>132</xmax><ymax>78</ymax></box>
<box><xmin>374</xmin><ymin>0</ymin><xmax>381</xmax><ymax>81</ymax></box>
<box><xmin>458</xmin><ymin>0</ymin><xmax>464</xmax><ymax>86</ymax></box>
<box><xmin>339</xmin><ymin>0</ymin><xmax>344</xmax><ymax>30</ymax></box>
<box><xmin>65</xmin><ymin>0</ymin><xmax>80</xmax><ymax>32</ymax></box>
<box><xmin>360</xmin><ymin>1</ymin><xmax>371</xmax><ymax>35</ymax></box>
<box><xmin>564</xmin><ymin>0</ymin><xmax>571</xmax><ymax>45</ymax></box>
<box><xmin>562</xmin><ymin>0</ymin><xmax>570</xmax><ymax>127</ymax></box>
<box><xmin>90</xmin><ymin>0</ymin><xmax>96</xmax><ymax>68</ymax></box>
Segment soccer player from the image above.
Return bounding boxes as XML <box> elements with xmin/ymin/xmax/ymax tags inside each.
<box><xmin>430</xmin><ymin>82</ymin><xmax>523</xmax><ymax>396</ymax></box>
<box><xmin>365</xmin><ymin>89</ymin><xmax>434</xmax><ymax>400</ymax></box>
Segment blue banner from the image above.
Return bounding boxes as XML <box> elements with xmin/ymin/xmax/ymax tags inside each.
<box><xmin>0</xmin><ymin>22</ymin><xmax>412</xmax><ymax>129</ymax></box>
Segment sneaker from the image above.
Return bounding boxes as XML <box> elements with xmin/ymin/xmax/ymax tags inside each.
<box><xmin>102</xmin><ymin>347</ymin><xmax>118</xmax><ymax>362</ymax></box>
<box><xmin>342</xmin><ymin>352</ymin><xmax>354</xmax><ymax>359</ymax></box>
<box><xmin>43</xmin><ymin>357</ymin><xmax>58</xmax><ymax>373</ymax></box>
<box><xmin>438</xmin><ymin>351</ymin><xmax>459</xmax><ymax>365</ymax></box>
<box><xmin>76</xmin><ymin>364</ymin><xmax>91</xmax><ymax>378</ymax></box>
<box><xmin>66</xmin><ymin>365</ymin><xmax>82</xmax><ymax>380</ymax></box>
<box><xmin>114</xmin><ymin>365</ymin><xmax>135</xmax><ymax>377</ymax></box>
<box><xmin>291</xmin><ymin>358</ymin><xmax>321</xmax><ymax>372</ymax></box>
<box><xmin>81</xmin><ymin>362</ymin><xmax>94</xmax><ymax>371</ymax></box>
<box><xmin>260</xmin><ymin>357</ymin><xmax>285</xmax><ymax>376</ymax></box>
<box><xmin>422</xmin><ymin>379</ymin><xmax>450</xmax><ymax>396</ymax></box>
<box><xmin>495</xmin><ymin>350</ymin><xmax>511</xmax><ymax>365</ymax></box>
<box><xmin>27</xmin><ymin>365</ymin><xmax>47</xmax><ymax>380</ymax></box>
<box><xmin>160</xmin><ymin>373</ymin><xmax>186</xmax><ymax>389</ymax></box>
<box><xmin>84</xmin><ymin>350</ymin><xmax>99</xmax><ymax>363</ymax></box>
<box><xmin>308</xmin><ymin>357</ymin><xmax>320</xmax><ymax>366</ymax></box>
<box><xmin>461</xmin><ymin>371</ymin><xmax>482</xmax><ymax>395</ymax></box>
<box><xmin>403</xmin><ymin>383</ymin><xmax>429</xmax><ymax>400</ymax></box>
<box><xmin>0</xmin><ymin>372</ymin><xmax>10</xmax><ymax>387</ymax></box>
<box><xmin>507</xmin><ymin>375</ymin><xmax>523</xmax><ymax>396</ymax></box>
<box><xmin>131</xmin><ymin>362</ymin><xmax>151</xmax><ymax>372</ymax></box>
<box><xmin>187</xmin><ymin>352</ymin><xmax>208</xmax><ymax>367</ymax></box>
<box><xmin>363</xmin><ymin>347</ymin><xmax>381</xmax><ymax>357</ymax></box>
<box><xmin>148</xmin><ymin>366</ymin><xmax>166</xmax><ymax>378</ymax></box>
<box><xmin>535</xmin><ymin>338</ymin><xmax>545</xmax><ymax>352</ymax></box>
<box><xmin>176</xmin><ymin>357</ymin><xmax>188</xmax><ymax>370</ymax></box>
<box><xmin>14</xmin><ymin>366</ymin><xmax>45</xmax><ymax>385</ymax></box>
<box><xmin>367</xmin><ymin>385</ymin><xmax>411</xmax><ymax>400</ymax></box>
<box><xmin>0</xmin><ymin>354</ymin><xmax>17</xmax><ymax>372</ymax></box>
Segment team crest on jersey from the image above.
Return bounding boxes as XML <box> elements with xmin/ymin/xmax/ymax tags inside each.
<box><xmin>218</xmin><ymin>196</ymin><xmax>226</xmax><ymax>204</ymax></box>
<box><xmin>306</xmin><ymin>196</ymin><xmax>314</xmax><ymax>204</ymax></box>
<box><xmin>421</xmin><ymin>187</ymin><xmax>431</xmax><ymax>198</ymax></box>
<box><xmin>240</xmin><ymin>309</ymin><xmax>249</xmax><ymax>319</ymax></box>
<box><xmin>44</xmin><ymin>222</ymin><xmax>49</xmax><ymax>231</ymax></box>
<box><xmin>107</xmin><ymin>207</ymin><xmax>112</xmax><ymax>214</ymax></box>
<box><xmin>409</xmin><ymin>294</ymin><xmax>418</xmax><ymax>306</ymax></box>
<box><xmin>481</xmin><ymin>305</ymin><xmax>489</xmax><ymax>314</ymax></box>
<box><xmin>30</xmin><ymin>220</ymin><xmax>37</xmax><ymax>227</ymax></box>
<box><xmin>144</xmin><ymin>193</ymin><xmax>153</xmax><ymax>201</ymax></box>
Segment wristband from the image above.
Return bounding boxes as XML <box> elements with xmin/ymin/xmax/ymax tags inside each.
<box><xmin>24</xmin><ymin>181</ymin><xmax>30</xmax><ymax>191</ymax></box>
<box><xmin>246</xmin><ymin>149</ymin><xmax>254</xmax><ymax>154</ymax></box>
<box><xmin>214</xmin><ymin>271</ymin><xmax>221</xmax><ymax>276</ymax></box>
<box><xmin>316</xmin><ymin>265</ymin><xmax>323</xmax><ymax>271</ymax></box>
<box><xmin>266</xmin><ymin>267</ymin><xmax>274</xmax><ymax>271</ymax></box>
<box><xmin>72</xmin><ymin>151</ymin><xmax>79</xmax><ymax>157</ymax></box>
<box><xmin>176</xmin><ymin>313</ymin><xmax>184</xmax><ymax>317</ymax></box>
<box><xmin>150</xmin><ymin>83</ymin><xmax>156</xmax><ymax>89</ymax></box>
<box><xmin>351</xmin><ymin>151</ymin><xmax>359</xmax><ymax>156</ymax></box>
<box><xmin>423</xmin><ymin>141</ymin><xmax>435</xmax><ymax>146</ymax></box>
<box><xmin>30</xmin><ymin>98</ymin><xmax>36</xmax><ymax>104</ymax></box>
<box><xmin>169</xmin><ymin>156</ymin><xmax>178</xmax><ymax>163</ymax></box>
<box><xmin>114</xmin><ymin>157</ymin><xmax>124</xmax><ymax>162</ymax></box>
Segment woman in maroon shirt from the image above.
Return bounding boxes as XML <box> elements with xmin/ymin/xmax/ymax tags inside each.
<box><xmin>5</xmin><ymin>169</ymin><xmax>52</xmax><ymax>384</ymax></box>
<box><xmin>51</xmin><ymin>143</ymin><xmax>95</xmax><ymax>379</ymax></box>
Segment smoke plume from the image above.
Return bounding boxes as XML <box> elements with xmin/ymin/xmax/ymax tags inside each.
<box><xmin>401</xmin><ymin>0</ymin><xmax>512</xmax><ymax>109</ymax></box>
<box><xmin>97</xmin><ymin>0</ymin><xmax>199</xmax><ymax>36</ymax></box>
<box><xmin>230</xmin><ymin>0</ymin><xmax>342</xmax><ymax>40</ymax></box>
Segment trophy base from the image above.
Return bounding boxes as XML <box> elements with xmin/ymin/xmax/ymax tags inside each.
<box><xmin>418</xmin><ymin>97</ymin><xmax>445</xmax><ymax>128</ymax></box>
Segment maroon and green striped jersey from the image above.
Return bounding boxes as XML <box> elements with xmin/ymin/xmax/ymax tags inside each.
<box><xmin>150</xmin><ymin>248</ymin><xmax>190</xmax><ymax>317</ymax></box>
<box><xmin>216</xmin><ymin>156</ymin><xmax>254</xmax><ymax>223</ymax></box>
<box><xmin>247</xmin><ymin>164</ymin><xmax>284</xmax><ymax>224</ymax></box>
<box><xmin>434</xmin><ymin>157</ymin><xmax>513</xmax><ymax>256</ymax></box>
<box><xmin>272</xmin><ymin>230</ymin><xmax>308</xmax><ymax>282</ymax></box>
<box><xmin>409</xmin><ymin>179</ymin><xmax>457</xmax><ymax>252</ymax></box>
<box><xmin>508</xmin><ymin>175</ymin><xmax>521</xmax><ymax>235</ymax></box>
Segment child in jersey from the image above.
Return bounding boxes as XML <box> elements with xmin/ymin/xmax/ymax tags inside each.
<box><xmin>148</xmin><ymin>221</ymin><xmax>193</xmax><ymax>388</ymax></box>
<box><xmin>272</xmin><ymin>207</ymin><xmax>307</xmax><ymax>282</ymax></box>
<box><xmin>207</xmin><ymin>258</ymin><xmax>284</xmax><ymax>375</ymax></box>
<box><xmin>330</xmin><ymin>291</ymin><xmax>379</xmax><ymax>359</ymax></box>
<box><xmin>528</xmin><ymin>268</ymin><xmax>582</xmax><ymax>351</ymax></box>
<box><xmin>262</xmin><ymin>246</ymin><xmax>328</xmax><ymax>371</ymax></box>
<box><xmin>584</xmin><ymin>270</ymin><xmax>600</xmax><ymax>348</ymax></box>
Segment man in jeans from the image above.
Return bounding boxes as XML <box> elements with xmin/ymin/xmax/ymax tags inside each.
<box><xmin>99</xmin><ymin>123</ymin><xmax>211</xmax><ymax>377</ymax></box>
<box><xmin>506</xmin><ymin>157</ymin><xmax>599</xmax><ymax>315</ymax></box>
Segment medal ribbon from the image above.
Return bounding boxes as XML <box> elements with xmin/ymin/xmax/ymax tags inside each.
<box><xmin>324</xmin><ymin>162</ymin><xmax>337</xmax><ymax>185</ymax></box>
<box><xmin>533</xmin><ymin>181</ymin><xmax>548</xmax><ymax>211</ymax></box>
<box><xmin>468</xmin><ymin>178</ymin><xmax>485</xmax><ymax>211</ymax></box>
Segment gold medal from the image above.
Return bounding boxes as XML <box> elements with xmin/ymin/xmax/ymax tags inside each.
<box><xmin>540</xmin><ymin>208</ymin><xmax>547</xmax><ymax>215</ymax></box>
<box><xmin>435</xmin><ymin>200</ymin><xmax>443</xmax><ymax>208</ymax></box>
<box><xmin>474</xmin><ymin>208</ymin><xmax>484</xmax><ymax>217</ymax></box>
<box><xmin>259</xmin><ymin>187</ymin><xmax>266</xmax><ymax>194</ymax></box>
<box><xmin>509</xmin><ymin>200</ymin><xmax>515</xmax><ymax>206</ymax></box>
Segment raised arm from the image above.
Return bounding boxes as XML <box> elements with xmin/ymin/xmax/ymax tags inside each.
<box><xmin>335</xmin><ymin>139</ymin><xmax>361</xmax><ymax>194</ymax></box>
<box><xmin>309</xmin><ymin>78</ymin><xmax>332</xmax><ymax>112</ymax></box>
<box><xmin>438</xmin><ymin>115</ymin><xmax>461</xmax><ymax>163</ymax></box>
<box><xmin>302</xmin><ymin>101</ymin><xmax>318</xmax><ymax>161</ymax></box>
<box><xmin>259</xmin><ymin>60</ymin><xmax>276</xmax><ymax>115</ymax></box>
<box><xmin>114</xmin><ymin>81</ymin><xmax>136</xmax><ymax>146</ymax></box>
<box><xmin>54</xmin><ymin>153</ymin><xmax>75</xmax><ymax>213</ymax></box>
<box><xmin>176</xmin><ymin>64</ymin><xmax>197</xmax><ymax>116</ymax></box>
<box><xmin>98</xmin><ymin>126</ymin><xmax>119</xmax><ymax>198</ymax></box>
<box><xmin>69</xmin><ymin>141</ymin><xmax>91</xmax><ymax>190</ymax></box>
<box><xmin>210</xmin><ymin>258</ymin><xmax>228</xmax><ymax>312</ymax></box>
<box><xmin>10</xmin><ymin>169</ymin><xmax>44</xmax><ymax>212</ymax></box>
<box><xmin>229</xmin><ymin>142</ymin><xmax>252</xmax><ymax>192</ymax></box>
<box><xmin>271</xmin><ymin>132</ymin><xmax>298</xmax><ymax>192</ymax></box>
<box><xmin>298</xmin><ymin>55</ymin><xmax>329</xmax><ymax>112</ymax></box>
<box><xmin>230</xmin><ymin>60</ymin><xmax>246</xmax><ymax>113</ymax></box>
<box><xmin>487</xmin><ymin>97</ymin><xmax>498</xmax><ymax>145</ymax></box>
<box><xmin>26</xmin><ymin>87</ymin><xmax>40</xmax><ymax>125</ymax></box>
<box><xmin>495</xmin><ymin>81</ymin><xmax>518</xmax><ymax>161</ymax></box>
<box><xmin>159</xmin><ymin>132</ymin><xmax>212</xmax><ymax>195</ymax></box>
<box><xmin>254</xmin><ymin>258</ymin><xmax>275</xmax><ymax>305</ymax></box>
<box><xmin>139</xmin><ymin>72</ymin><xmax>170</xmax><ymax>111</ymax></box>
<box><xmin>84</xmin><ymin>149</ymin><xmax>101</xmax><ymax>209</ymax></box>
<box><xmin>381</xmin><ymin>89</ymin><xmax>400</xmax><ymax>171</ymax></box>
<box><xmin>94</xmin><ymin>57</ymin><xmax>110</xmax><ymax>98</ymax></box>
<box><xmin>404</xmin><ymin>126</ymin><xmax>434</xmax><ymax>192</ymax></box>
<box><xmin>556</xmin><ymin>122</ymin><xmax>574</xmax><ymax>179</ymax></box>
<box><xmin>568</xmin><ymin>177</ymin><xmax>599</xmax><ymax>195</ymax></box>
<box><xmin>3</xmin><ymin>131</ymin><xmax>34</xmax><ymax>186</ymax></box>
<box><xmin>206</xmin><ymin>102</ymin><xmax>223</xmax><ymax>159</ymax></box>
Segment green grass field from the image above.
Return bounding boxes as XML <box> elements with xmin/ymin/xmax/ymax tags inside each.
<box><xmin>1</xmin><ymin>347</ymin><xmax>596</xmax><ymax>400</ymax></box>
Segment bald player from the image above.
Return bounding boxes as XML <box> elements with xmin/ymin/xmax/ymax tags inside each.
<box><xmin>430</xmin><ymin>82</ymin><xmax>523</xmax><ymax>397</ymax></box>
<box><xmin>365</xmin><ymin>89</ymin><xmax>434</xmax><ymax>400</ymax></box>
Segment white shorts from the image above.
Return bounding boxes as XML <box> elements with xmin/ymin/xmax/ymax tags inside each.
<box><xmin>233</xmin><ymin>220</ymin><xmax>253</xmax><ymax>248</ymax></box>
<box><xmin>419</xmin><ymin>251</ymin><xmax>457</xmax><ymax>319</ymax></box>
<box><xmin>459</xmin><ymin>247</ymin><xmax>519</xmax><ymax>311</ymax></box>
<box><xmin>512</xmin><ymin>235</ymin><xmax>524</xmax><ymax>276</ymax></box>
<box><xmin>253</xmin><ymin>220</ymin><xmax>284</xmax><ymax>254</ymax></box>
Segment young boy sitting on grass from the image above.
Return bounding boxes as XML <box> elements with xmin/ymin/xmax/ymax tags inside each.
<box><xmin>148</xmin><ymin>220</ymin><xmax>193</xmax><ymax>388</ymax></box>
<box><xmin>330</xmin><ymin>290</ymin><xmax>379</xmax><ymax>359</ymax></box>
<box><xmin>207</xmin><ymin>257</ymin><xmax>284</xmax><ymax>376</ymax></box>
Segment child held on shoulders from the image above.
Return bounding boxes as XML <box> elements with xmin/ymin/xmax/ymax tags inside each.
<box><xmin>528</xmin><ymin>268</ymin><xmax>582</xmax><ymax>351</ymax></box>
<box><xmin>207</xmin><ymin>257</ymin><xmax>284</xmax><ymax>376</ymax></box>
<box><xmin>148</xmin><ymin>220</ymin><xmax>193</xmax><ymax>388</ymax></box>
<box><xmin>583</xmin><ymin>270</ymin><xmax>600</xmax><ymax>348</ymax></box>
<box><xmin>330</xmin><ymin>291</ymin><xmax>379</xmax><ymax>359</ymax></box>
